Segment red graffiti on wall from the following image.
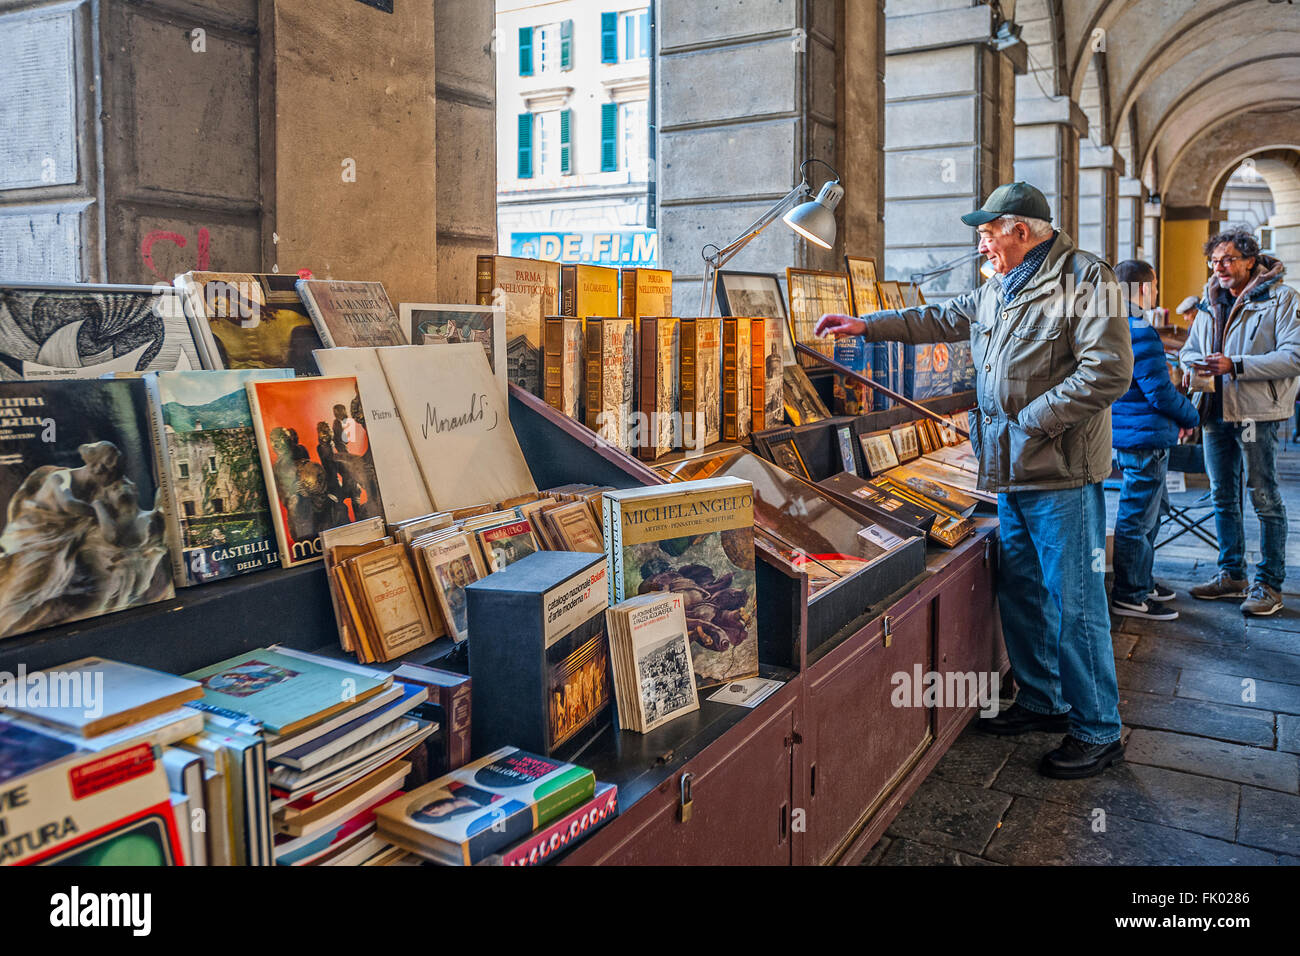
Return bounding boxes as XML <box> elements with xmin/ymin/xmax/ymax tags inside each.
<box><xmin>141</xmin><ymin>227</ymin><xmax>211</xmax><ymax>279</ymax></box>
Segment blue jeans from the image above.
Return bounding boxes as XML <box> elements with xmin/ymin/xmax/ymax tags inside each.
<box><xmin>1112</xmin><ymin>447</ymin><xmax>1170</xmax><ymax>605</ymax></box>
<box><xmin>996</xmin><ymin>483</ymin><xmax>1122</xmax><ymax>745</ymax></box>
<box><xmin>1202</xmin><ymin>419</ymin><xmax>1287</xmax><ymax>590</ymax></box>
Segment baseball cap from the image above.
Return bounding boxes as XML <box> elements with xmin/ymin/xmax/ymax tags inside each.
<box><xmin>961</xmin><ymin>181</ymin><xmax>1053</xmax><ymax>226</ymax></box>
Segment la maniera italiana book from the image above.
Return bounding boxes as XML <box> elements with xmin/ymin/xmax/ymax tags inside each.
<box><xmin>374</xmin><ymin>747</ymin><xmax>595</xmax><ymax>866</ymax></box>
<box><xmin>559</xmin><ymin>264</ymin><xmax>619</xmax><ymax>320</ymax></box>
<box><xmin>0</xmin><ymin>379</ymin><xmax>174</xmax><ymax>640</ymax></box>
<box><xmin>466</xmin><ymin>551</ymin><xmax>612</xmax><ymax>758</ymax></box>
<box><xmin>145</xmin><ymin>369</ymin><xmax>293</xmax><ymax>587</ymax></box>
<box><xmin>603</xmin><ymin>477</ymin><xmax>758</xmax><ymax>688</ymax></box>
<box><xmin>296</xmin><ymin>279</ymin><xmax>406</xmax><ymax>349</ymax></box>
<box><xmin>476</xmin><ymin>255</ymin><xmax>560</xmax><ymax>397</ymax></box>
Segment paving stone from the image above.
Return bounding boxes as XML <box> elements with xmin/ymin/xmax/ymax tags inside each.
<box><xmin>1239</xmin><ymin>609</ymin><xmax>1300</xmax><ymax>633</ymax></box>
<box><xmin>875</xmin><ymin>836</ymin><xmax>1000</xmax><ymax>866</ymax></box>
<box><xmin>884</xmin><ymin>776</ymin><xmax>1012</xmax><ymax>856</ymax></box>
<box><xmin>1114</xmin><ymin>659</ymin><xmax>1178</xmax><ymax>695</ymax></box>
<box><xmin>1125</xmin><ymin>599</ymin><xmax>1246</xmax><ymax>646</ymax></box>
<box><xmin>1124</xmin><ymin>729</ymin><xmax>1299</xmax><ymax>793</ymax></box>
<box><xmin>985</xmin><ymin>796</ymin><xmax>1277</xmax><ymax>865</ymax></box>
<box><xmin>1118</xmin><ymin>689</ymin><xmax>1276</xmax><ymax>747</ymax></box>
<box><xmin>857</xmin><ymin>835</ymin><xmax>891</xmax><ymax>866</ymax></box>
<box><xmin>930</xmin><ymin>731</ymin><xmax>1017</xmax><ymax>787</ymax></box>
<box><xmin>991</xmin><ymin>747</ymin><xmax>1241</xmax><ymax>842</ymax></box>
<box><xmin>1177</xmin><ymin>668</ymin><xmax>1300</xmax><ymax>716</ymax></box>
<box><xmin>1236</xmin><ymin>786</ymin><xmax>1300</xmax><ymax>857</ymax></box>
<box><xmin>1112</xmin><ymin>631</ymin><xmax>1138</xmax><ymax>659</ymax></box>
<box><xmin>1279</xmin><ymin>715</ymin><xmax>1300</xmax><ymax>755</ymax></box>
<box><xmin>1133</xmin><ymin>637</ymin><xmax>1300</xmax><ymax>685</ymax></box>
<box><xmin>1245</xmin><ymin>626</ymin><xmax>1300</xmax><ymax>656</ymax></box>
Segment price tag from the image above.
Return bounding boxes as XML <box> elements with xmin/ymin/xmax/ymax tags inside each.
<box><xmin>860</xmin><ymin>524</ymin><xmax>904</xmax><ymax>550</ymax></box>
<box><xmin>1165</xmin><ymin>472</ymin><xmax>1186</xmax><ymax>495</ymax></box>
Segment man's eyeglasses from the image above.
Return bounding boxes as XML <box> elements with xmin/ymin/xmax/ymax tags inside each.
<box><xmin>1207</xmin><ymin>256</ymin><xmax>1247</xmax><ymax>269</ymax></box>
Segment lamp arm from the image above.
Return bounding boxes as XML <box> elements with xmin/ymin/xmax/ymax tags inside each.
<box><xmin>699</xmin><ymin>181</ymin><xmax>812</xmax><ymax>316</ymax></box>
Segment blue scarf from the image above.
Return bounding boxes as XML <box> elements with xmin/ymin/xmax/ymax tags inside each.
<box><xmin>999</xmin><ymin>232</ymin><xmax>1057</xmax><ymax>302</ymax></box>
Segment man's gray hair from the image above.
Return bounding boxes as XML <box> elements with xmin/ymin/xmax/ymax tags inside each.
<box><xmin>996</xmin><ymin>214</ymin><xmax>1053</xmax><ymax>239</ymax></box>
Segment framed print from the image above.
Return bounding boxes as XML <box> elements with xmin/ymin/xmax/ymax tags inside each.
<box><xmin>786</xmin><ymin>268</ymin><xmax>851</xmax><ymax>367</ymax></box>
<box><xmin>899</xmin><ymin>282</ymin><xmax>926</xmax><ymax>308</ymax></box>
<box><xmin>782</xmin><ymin>364</ymin><xmax>830</xmax><ymax>425</ymax></box>
<box><xmin>855</xmin><ymin>425</ymin><xmax>901</xmax><ymax>477</ymax></box>
<box><xmin>877</xmin><ymin>280</ymin><xmax>907</xmax><ymax>311</ymax></box>
<box><xmin>834</xmin><ymin>422</ymin><xmax>859</xmax><ymax>476</ymax></box>
<box><xmin>401</xmin><ymin>303</ymin><xmax>507</xmax><ymax>396</ymax></box>
<box><xmin>716</xmin><ymin>270</ymin><xmax>795</xmax><ymax>366</ymax></box>
<box><xmin>890</xmin><ymin>423</ymin><xmax>920</xmax><ymax>463</ymax></box>
<box><xmin>768</xmin><ymin>436</ymin><xmax>812</xmax><ymax>481</ymax></box>
<box><xmin>844</xmin><ymin>256</ymin><xmax>881</xmax><ymax>315</ymax></box>
<box><xmin>916</xmin><ymin>417</ymin><xmax>936</xmax><ymax>455</ymax></box>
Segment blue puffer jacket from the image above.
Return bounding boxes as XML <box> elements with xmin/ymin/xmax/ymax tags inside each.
<box><xmin>1112</xmin><ymin>309</ymin><xmax>1199</xmax><ymax>450</ymax></box>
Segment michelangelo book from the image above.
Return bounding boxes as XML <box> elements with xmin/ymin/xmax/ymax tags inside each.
<box><xmin>602</xmin><ymin>477</ymin><xmax>758</xmax><ymax>688</ymax></box>
<box><xmin>0</xmin><ymin>379</ymin><xmax>174</xmax><ymax>640</ymax></box>
<box><xmin>476</xmin><ymin>255</ymin><xmax>560</xmax><ymax>397</ymax></box>
<box><xmin>147</xmin><ymin>369</ymin><xmax>293</xmax><ymax>587</ymax></box>
<box><xmin>296</xmin><ymin>279</ymin><xmax>406</xmax><ymax>349</ymax></box>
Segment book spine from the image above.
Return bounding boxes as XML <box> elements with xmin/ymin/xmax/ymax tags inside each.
<box><xmin>244</xmin><ymin>381</ymin><xmax>296</xmax><ymax>569</ymax></box>
<box><xmin>173</xmin><ymin>273</ymin><xmax>220</xmax><ymax>370</ymax></box>
<box><xmin>295</xmin><ymin>282</ymin><xmax>337</xmax><ymax>349</ymax></box>
<box><xmin>620</xmin><ymin>269</ymin><xmax>635</xmax><ymax>319</ymax></box>
<box><xmin>750</xmin><ymin>319</ymin><xmax>766</xmax><ymax>433</ymax></box>
<box><xmin>496</xmin><ymin>784</ymin><xmax>618</xmax><ymax>866</ymax></box>
<box><xmin>679</xmin><ymin>320</ymin><xmax>697</xmax><ymax>450</ymax></box>
<box><xmin>141</xmin><ymin>373</ymin><xmax>188</xmax><ymax>588</ymax></box>
<box><xmin>441</xmin><ymin>679</ymin><xmax>472</xmax><ymax>772</ymax></box>
<box><xmin>636</xmin><ymin>318</ymin><xmax>657</xmax><ymax>461</ymax></box>
<box><xmin>722</xmin><ymin>319</ymin><xmax>738</xmax><ymax>442</ymax></box>
<box><xmin>476</xmin><ymin>256</ymin><xmax>495</xmax><ymax>307</ymax></box>
<box><xmin>543</xmin><ymin>317</ymin><xmax>565</xmax><ymax>412</ymax></box>
<box><xmin>584</xmin><ymin>320</ymin><xmax>602</xmax><ymax>433</ymax></box>
<box><xmin>560</xmin><ymin>266</ymin><xmax>577</xmax><ymax>317</ymax></box>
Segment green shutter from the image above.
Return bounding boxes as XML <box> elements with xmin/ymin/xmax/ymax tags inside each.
<box><xmin>518</xmin><ymin>113</ymin><xmax>533</xmax><ymax>179</ymax></box>
<box><xmin>600</xmin><ymin>11</ymin><xmax>617</xmax><ymax>63</ymax></box>
<box><xmin>560</xmin><ymin>20</ymin><xmax>573</xmax><ymax>70</ymax></box>
<box><xmin>600</xmin><ymin>102</ymin><xmax>618</xmax><ymax>171</ymax></box>
<box><xmin>560</xmin><ymin>110</ymin><xmax>572</xmax><ymax>175</ymax></box>
<box><xmin>519</xmin><ymin>27</ymin><xmax>533</xmax><ymax>76</ymax></box>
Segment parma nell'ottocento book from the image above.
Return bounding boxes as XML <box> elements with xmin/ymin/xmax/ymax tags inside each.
<box><xmin>0</xmin><ymin>378</ymin><xmax>174</xmax><ymax>640</ymax></box>
<box><xmin>476</xmin><ymin>255</ymin><xmax>560</xmax><ymax>397</ymax></box>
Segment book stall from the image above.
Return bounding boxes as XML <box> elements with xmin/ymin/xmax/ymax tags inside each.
<box><xmin>0</xmin><ymin>257</ymin><xmax>1003</xmax><ymax>868</ymax></box>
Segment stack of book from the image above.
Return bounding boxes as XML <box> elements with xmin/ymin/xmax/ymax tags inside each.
<box><xmin>0</xmin><ymin>657</ymin><xmax>208</xmax><ymax>865</ymax></box>
<box><xmin>605</xmin><ymin>592</ymin><xmax>701</xmax><ymax>733</ymax></box>
<box><xmin>374</xmin><ymin>746</ymin><xmax>617</xmax><ymax>866</ymax></box>
<box><xmin>182</xmin><ymin>647</ymin><xmax>437</xmax><ymax>866</ymax></box>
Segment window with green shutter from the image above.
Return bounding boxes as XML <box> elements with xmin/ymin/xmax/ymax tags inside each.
<box><xmin>518</xmin><ymin>113</ymin><xmax>533</xmax><ymax>178</ymax></box>
<box><xmin>519</xmin><ymin>27</ymin><xmax>534</xmax><ymax>76</ymax></box>
<box><xmin>560</xmin><ymin>110</ymin><xmax>573</xmax><ymax>175</ymax></box>
<box><xmin>600</xmin><ymin>12</ymin><xmax>617</xmax><ymax>63</ymax></box>
<box><xmin>600</xmin><ymin>102</ymin><xmax>618</xmax><ymax>171</ymax></box>
<box><xmin>560</xmin><ymin>20</ymin><xmax>573</xmax><ymax>70</ymax></box>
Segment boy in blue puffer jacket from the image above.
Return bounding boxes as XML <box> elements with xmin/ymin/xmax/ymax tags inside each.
<box><xmin>1110</xmin><ymin>260</ymin><xmax>1200</xmax><ymax>621</ymax></box>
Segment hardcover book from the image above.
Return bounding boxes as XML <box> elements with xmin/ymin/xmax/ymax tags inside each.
<box><xmin>543</xmin><ymin>316</ymin><xmax>585</xmax><ymax>420</ymax></box>
<box><xmin>0</xmin><ymin>379</ymin><xmax>173</xmax><ymax>639</ymax></box>
<box><xmin>147</xmin><ymin>369</ymin><xmax>292</xmax><ymax>586</ymax></box>
<box><xmin>762</xmin><ymin>315</ymin><xmax>784</xmax><ymax>428</ymax></box>
<box><xmin>475</xmin><ymin>255</ymin><xmax>560</xmax><ymax>396</ymax></box>
<box><xmin>560</xmin><ymin>264</ymin><xmax>620</xmax><ymax>319</ymax></box>
<box><xmin>605</xmin><ymin>592</ymin><xmax>701</xmax><ymax>733</ymax></box>
<box><xmin>832</xmin><ymin>336</ymin><xmax>872</xmax><ymax>416</ymax></box>
<box><xmin>748</xmin><ymin>318</ymin><xmax>768</xmax><ymax>432</ymax></box>
<box><xmin>296</xmin><ymin>280</ymin><xmax>406</xmax><ymax>349</ymax></box>
<box><xmin>679</xmin><ymin>317</ymin><xmax>721</xmax><ymax>451</ymax></box>
<box><xmin>0</xmin><ymin>283</ymin><xmax>201</xmax><ymax>379</ymax></box>
<box><xmin>389</xmin><ymin>663</ymin><xmax>472</xmax><ymax>775</ymax></box>
<box><xmin>547</xmin><ymin>500</ymin><xmax>603</xmax><ymax>552</ymax></box>
<box><xmin>401</xmin><ymin>303</ymin><xmax>507</xmax><ymax>398</ymax></box>
<box><xmin>602</xmin><ymin>477</ymin><xmax>758</xmax><ymax>688</ymax></box>
<box><xmin>584</xmin><ymin>317</ymin><xmax>635</xmax><ymax>453</ymax></box>
<box><xmin>636</xmin><ymin>316</ymin><xmax>679</xmax><ymax>460</ymax></box>
<box><xmin>174</xmin><ymin>272</ymin><xmax>324</xmax><ymax>377</ymax></box>
<box><xmin>466</xmin><ymin>551</ymin><xmax>612</xmax><ymax>757</ymax></box>
<box><xmin>619</xmin><ymin>268</ymin><xmax>673</xmax><ymax>320</ymax></box>
<box><xmin>312</xmin><ymin>347</ymin><xmax>434</xmax><ymax>523</ymax></box>
<box><xmin>374</xmin><ymin>747</ymin><xmax>595</xmax><ymax>866</ymax></box>
<box><xmin>493</xmin><ymin>781</ymin><xmax>618</xmax><ymax>866</ymax></box>
<box><xmin>246</xmin><ymin>375</ymin><xmax>385</xmax><ymax>567</ymax></box>
<box><xmin>721</xmin><ymin>317</ymin><xmax>753</xmax><ymax>442</ymax></box>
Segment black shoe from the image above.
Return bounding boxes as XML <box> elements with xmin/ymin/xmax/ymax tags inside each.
<box><xmin>1111</xmin><ymin>598</ymin><xmax>1179</xmax><ymax>621</ymax></box>
<box><xmin>977</xmin><ymin>702</ymin><xmax>1070</xmax><ymax>736</ymax></box>
<box><xmin>1039</xmin><ymin>735</ymin><xmax>1125</xmax><ymax>779</ymax></box>
<box><xmin>1148</xmin><ymin>583</ymin><xmax>1177</xmax><ymax>602</ymax></box>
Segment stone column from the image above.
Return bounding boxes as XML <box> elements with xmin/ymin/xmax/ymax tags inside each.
<box><xmin>883</xmin><ymin>2</ymin><xmax>1026</xmax><ymax>301</ymax></box>
<box><xmin>1143</xmin><ymin>199</ymin><xmax>1162</xmax><ymax>277</ymax></box>
<box><xmin>1013</xmin><ymin>97</ymin><xmax>1086</xmax><ymax>239</ymax></box>
<box><xmin>1116</xmin><ymin>176</ymin><xmax>1146</xmax><ymax>263</ymax></box>
<box><xmin>1078</xmin><ymin>143</ymin><xmax>1124</xmax><ymax>263</ymax></box>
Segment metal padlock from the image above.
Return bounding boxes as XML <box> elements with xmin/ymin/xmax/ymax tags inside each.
<box><xmin>677</xmin><ymin>772</ymin><xmax>694</xmax><ymax>823</ymax></box>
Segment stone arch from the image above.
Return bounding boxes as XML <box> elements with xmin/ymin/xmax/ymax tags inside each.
<box><xmin>1209</xmin><ymin>151</ymin><xmax>1300</xmax><ymax>278</ymax></box>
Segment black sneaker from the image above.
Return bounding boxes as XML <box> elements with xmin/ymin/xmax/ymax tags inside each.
<box><xmin>1039</xmin><ymin>735</ymin><xmax>1125</xmax><ymax>779</ymax></box>
<box><xmin>1148</xmin><ymin>583</ymin><xmax>1177</xmax><ymax>602</ymax></box>
<box><xmin>976</xmin><ymin>702</ymin><xmax>1070</xmax><ymax>736</ymax></box>
<box><xmin>1111</xmin><ymin>598</ymin><xmax>1179</xmax><ymax>621</ymax></box>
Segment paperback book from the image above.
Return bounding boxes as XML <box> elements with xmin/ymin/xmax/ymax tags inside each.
<box><xmin>605</xmin><ymin>592</ymin><xmax>700</xmax><ymax>733</ymax></box>
<box><xmin>560</xmin><ymin>264</ymin><xmax>620</xmax><ymax>319</ymax></box>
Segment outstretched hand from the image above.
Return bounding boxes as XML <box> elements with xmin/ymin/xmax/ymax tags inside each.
<box><xmin>814</xmin><ymin>313</ymin><xmax>866</xmax><ymax>338</ymax></box>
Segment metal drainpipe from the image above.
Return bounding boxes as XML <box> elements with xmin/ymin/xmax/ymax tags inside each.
<box><xmin>647</xmin><ymin>2</ymin><xmax>657</xmax><ymax>231</ymax></box>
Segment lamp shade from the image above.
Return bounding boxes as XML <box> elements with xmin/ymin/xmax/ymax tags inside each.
<box><xmin>783</xmin><ymin>180</ymin><xmax>843</xmax><ymax>249</ymax></box>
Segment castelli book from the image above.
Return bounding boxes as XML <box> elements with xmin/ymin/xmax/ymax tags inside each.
<box><xmin>246</xmin><ymin>375</ymin><xmax>385</xmax><ymax>567</ymax></box>
<box><xmin>584</xmin><ymin>317</ymin><xmax>635</xmax><ymax>452</ymax></box>
<box><xmin>0</xmin><ymin>378</ymin><xmax>174</xmax><ymax>640</ymax></box>
<box><xmin>679</xmin><ymin>317</ymin><xmax>721</xmax><ymax>451</ymax></box>
<box><xmin>543</xmin><ymin>316</ymin><xmax>585</xmax><ymax>420</ymax></box>
<box><xmin>620</xmin><ymin>268</ymin><xmax>673</xmax><ymax>321</ymax></box>
<box><xmin>636</xmin><ymin>316</ymin><xmax>679</xmax><ymax>460</ymax></box>
<box><xmin>173</xmin><ymin>272</ymin><xmax>324</xmax><ymax>377</ymax></box>
<box><xmin>146</xmin><ymin>369</ymin><xmax>293</xmax><ymax>587</ymax></box>
<box><xmin>466</xmin><ymin>551</ymin><xmax>612</xmax><ymax>758</ymax></box>
<box><xmin>296</xmin><ymin>279</ymin><xmax>406</xmax><ymax>349</ymax></box>
<box><xmin>560</xmin><ymin>264</ymin><xmax>620</xmax><ymax>320</ymax></box>
<box><xmin>0</xmin><ymin>282</ymin><xmax>201</xmax><ymax>380</ymax></box>
<box><xmin>475</xmin><ymin>255</ymin><xmax>560</xmax><ymax>396</ymax></box>
<box><xmin>602</xmin><ymin>477</ymin><xmax>758</xmax><ymax>688</ymax></box>
<box><xmin>721</xmin><ymin>317</ymin><xmax>753</xmax><ymax>442</ymax></box>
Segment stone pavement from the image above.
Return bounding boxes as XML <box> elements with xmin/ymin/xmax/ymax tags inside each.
<box><xmin>864</xmin><ymin>435</ymin><xmax>1300</xmax><ymax>865</ymax></box>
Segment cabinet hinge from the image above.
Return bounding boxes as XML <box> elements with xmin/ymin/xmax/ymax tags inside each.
<box><xmin>883</xmin><ymin>614</ymin><xmax>894</xmax><ymax>648</ymax></box>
